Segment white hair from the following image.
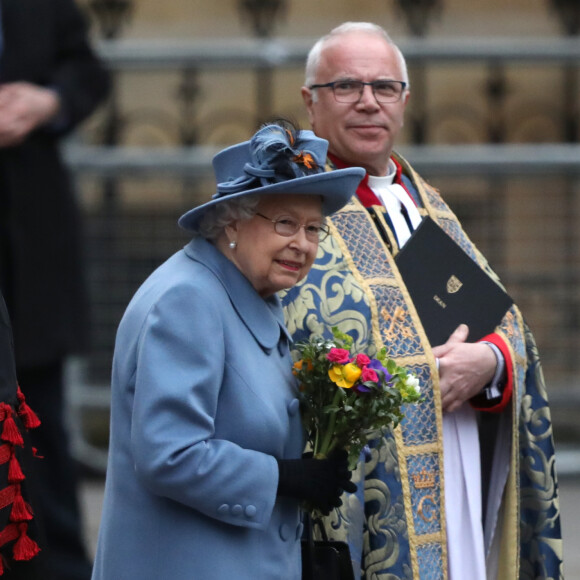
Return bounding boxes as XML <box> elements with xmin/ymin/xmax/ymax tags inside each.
<box><xmin>195</xmin><ymin>195</ymin><xmax>260</xmax><ymax>241</ymax></box>
<box><xmin>305</xmin><ymin>22</ymin><xmax>410</xmax><ymax>102</ymax></box>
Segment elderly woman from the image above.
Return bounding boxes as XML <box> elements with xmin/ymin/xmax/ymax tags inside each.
<box><xmin>91</xmin><ymin>122</ymin><xmax>364</xmax><ymax>580</ymax></box>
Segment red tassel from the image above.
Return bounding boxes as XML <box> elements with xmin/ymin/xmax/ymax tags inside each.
<box><xmin>8</xmin><ymin>454</ymin><xmax>25</xmax><ymax>484</ymax></box>
<box><xmin>0</xmin><ymin>444</ymin><xmax>11</xmax><ymax>466</ymax></box>
<box><xmin>13</xmin><ymin>524</ymin><xmax>40</xmax><ymax>561</ymax></box>
<box><xmin>0</xmin><ymin>407</ymin><xmax>23</xmax><ymax>447</ymax></box>
<box><xmin>10</xmin><ymin>488</ymin><xmax>33</xmax><ymax>522</ymax></box>
<box><xmin>16</xmin><ymin>388</ymin><xmax>40</xmax><ymax>430</ymax></box>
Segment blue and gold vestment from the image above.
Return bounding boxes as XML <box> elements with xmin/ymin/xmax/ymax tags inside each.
<box><xmin>281</xmin><ymin>152</ymin><xmax>563</xmax><ymax>580</ymax></box>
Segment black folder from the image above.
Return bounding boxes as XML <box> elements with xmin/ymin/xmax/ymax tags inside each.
<box><xmin>395</xmin><ymin>217</ymin><xmax>513</xmax><ymax>346</ymax></box>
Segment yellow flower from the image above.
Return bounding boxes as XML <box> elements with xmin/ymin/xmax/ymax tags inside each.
<box><xmin>328</xmin><ymin>365</ymin><xmax>342</xmax><ymax>384</ymax></box>
<box><xmin>328</xmin><ymin>363</ymin><xmax>361</xmax><ymax>389</ymax></box>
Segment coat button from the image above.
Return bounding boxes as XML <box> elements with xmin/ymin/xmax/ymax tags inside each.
<box><xmin>287</xmin><ymin>398</ymin><xmax>300</xmax><ymax>416</ymax></box>
<box><xmin>279</xmin><ymin>524</ymin><xmax>291</xmax><ymax>541</ymax></box>
<box><xmin>232</xmin><ymin>504</ymin><xmax>243</xmax><ymax>516</ymax></box>
<box><xmin>217</xmin><ymin>504</ymin><xmax>229</xmax><ymax>515</ymax></box>
<box><xmin>245</xmin><ymin>505</ymin><xmax>257</xmax><ymax>518</ymax></box>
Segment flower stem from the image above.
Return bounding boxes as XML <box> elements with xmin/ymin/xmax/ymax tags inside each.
<box><xmin>313</xmin><ymin>423</ymin><xmax>320</xmax><ymax>456</ymax></box>
<box><xmin>317</xmin><ymin>388</ymin><xmax>342</xmax><ymax>457</ymax></box>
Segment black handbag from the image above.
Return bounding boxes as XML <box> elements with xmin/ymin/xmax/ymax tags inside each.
<box><xmin>301</xmin><ymin>514</ymin><xmax>355</xmax><ymax>580</ymax></box>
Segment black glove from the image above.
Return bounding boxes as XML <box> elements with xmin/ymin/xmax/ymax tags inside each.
<box><xmin>276</xmin><ymin>449</ymin><xmax>357</xmax><ymax>515</ymax></box>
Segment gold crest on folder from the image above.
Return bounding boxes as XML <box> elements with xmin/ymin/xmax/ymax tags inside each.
<box><xmin>446</xmin><ymin>275</ymin><xmax>463</xmax><ymax>294</ymax></box>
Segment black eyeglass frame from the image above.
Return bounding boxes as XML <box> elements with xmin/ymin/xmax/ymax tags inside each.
<box><xmin>255</xmin><ymin>212</ymin><xmax>330</xmax><ymax>242</ymax></box>
<box><xmin>308</xmin><ymin>79</ymin><xmax>408</xmax><ymax>104</ymax></box>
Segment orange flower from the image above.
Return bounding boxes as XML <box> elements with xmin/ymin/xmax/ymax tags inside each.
<box><xmin>293</xmin><ymin>359</ymin><xmax>313</xmax><ymax>375</ymax></box>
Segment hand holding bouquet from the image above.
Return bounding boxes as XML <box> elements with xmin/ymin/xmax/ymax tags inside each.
<box><xmin>293</xmin><ymin>328</ymin><xmax>422</xmax><ymax>470</ymax></box>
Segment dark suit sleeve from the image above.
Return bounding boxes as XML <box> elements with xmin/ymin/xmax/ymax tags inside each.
<box><xmin>0</xmin><ymin>295</ymin><xmax>17</xmax><ymax>403</ymax></box>
<box><xmin>47</xmin><ymin>0</ymin><xmax>111</xmax><ymax>133</ymax></box>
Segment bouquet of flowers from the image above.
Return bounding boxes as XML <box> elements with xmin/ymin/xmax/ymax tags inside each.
<box><xmin>293</xmin><ymin>327</ymin><xmax>422</xmax><ymax>469</ymax></box>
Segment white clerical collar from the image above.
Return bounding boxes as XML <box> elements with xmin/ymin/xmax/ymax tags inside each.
<box><xmin>367</xmin><ymin>159</ymin><xmax>398</xmax><ymax>187</ymax></box>
<box><xmin>366</xmin><ymin>160</ymin><xmax>422</xmax><ymax>247</ymax></box>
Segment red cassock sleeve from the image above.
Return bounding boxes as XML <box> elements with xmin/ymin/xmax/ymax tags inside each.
<box><xmin>471</xmin><ymin>333</ymin><xmax>513</xmax><ymax>413</ymax></box>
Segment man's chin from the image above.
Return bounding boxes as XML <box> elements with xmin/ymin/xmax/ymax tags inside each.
<box><xmin>349</xmin><ymin>148</ymin><xmax>392</xmax><ymax>175</ymax></box>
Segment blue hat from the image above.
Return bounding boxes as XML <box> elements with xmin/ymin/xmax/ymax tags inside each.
<box><xmin>178</xmin><ymin>123</ymin><xmax>365</xmax><ymax>232</ymax></box>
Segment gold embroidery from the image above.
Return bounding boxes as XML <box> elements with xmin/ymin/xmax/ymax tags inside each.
<box><xmin>412</xmin><ymin>468</ymin><xmax>435</xmax><ymax>489</ymax></box>
<box><xmin>418</xmin><ymin>495</ymin><xmax>438</xmax><ymax>523</ymax></box>
<box><xmin>381</xmin><ymin>305</ymin><xmax>409</xmax><ymax>342</ymax></box>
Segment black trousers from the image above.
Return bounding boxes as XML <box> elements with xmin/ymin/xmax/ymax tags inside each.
<box><xmin>3</xmin><ymin>362</ymin><xmax>92</xmax><ymax>580</ymax></box>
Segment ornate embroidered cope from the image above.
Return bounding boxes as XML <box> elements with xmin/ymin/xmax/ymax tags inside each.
<box><xmin>281</xmin><ymin>152</ymin><xmax>563</xmax><ymax>579</ymax></box>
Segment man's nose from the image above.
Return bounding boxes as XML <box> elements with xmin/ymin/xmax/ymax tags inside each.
<box><xmin>356</xmin><ymin>84</ymin><xmax>380</xmax><ymax>109</ymax></box>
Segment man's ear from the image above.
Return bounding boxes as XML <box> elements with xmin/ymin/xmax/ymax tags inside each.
<box><xmin>301</xmin><ymin>86</ymin><xmax>315</xmax><ymax>126</ymax></box>
<box><xmin>399</xmin><ymin>90</ymin><xmax>411</xmax><ymax>128</ymax></box>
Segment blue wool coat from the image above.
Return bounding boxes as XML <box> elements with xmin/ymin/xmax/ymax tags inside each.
<box><xmin>92</xmin><ymin>237</ymin><xmax>305</xmax><ymax>580</ymax></box>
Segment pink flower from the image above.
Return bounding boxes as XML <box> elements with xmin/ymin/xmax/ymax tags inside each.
<box><xmin>355</xmin><ymin>354</ymin><xmax>371</xmax><ymax>368</ymax></box>
<box><xmin>361</xmin><ymin>367</ymin><xmax>379</xmax><ymax>383</ymax></box>
<box><xmin>326</xmin><ymin>348</ymin><xmax>351</xmax><ymax>364</ymax></box>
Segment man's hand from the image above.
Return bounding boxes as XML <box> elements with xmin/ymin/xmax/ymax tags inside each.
<box><xmin>0</xmin><ymin>82</ymin><xmax>61</xmax><ymax>147</ymax></box>
<box><xmin>431</xmin><ymin>324</ymin><xmax>497</xmax><ymax>413</ymax></box>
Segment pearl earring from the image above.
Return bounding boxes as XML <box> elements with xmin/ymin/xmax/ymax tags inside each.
<box><xmin>229</xmin><ymin>241</ymin><xmax>237</xmax><ymax>249</ymax></box>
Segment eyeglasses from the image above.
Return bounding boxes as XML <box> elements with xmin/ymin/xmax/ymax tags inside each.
<box><xmin>255</xmin><ymin>212</ymin><xmax>330</xmax><ymax>242</ymax></box>
<box><xmin>309</xmin><ymin>79</ymin><xmax>407</xmax><ymax>104</ymax></box>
